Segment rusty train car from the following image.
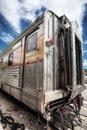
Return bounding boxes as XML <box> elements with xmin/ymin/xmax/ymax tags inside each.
<box><xmin>0</xmin><ymin>10</ymin><xmax>86</xmax><ymax>129</ymax></box>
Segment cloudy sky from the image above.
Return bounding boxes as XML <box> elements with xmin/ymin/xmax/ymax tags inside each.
<box><xmin>0</xmin><ymin>0</ymin><xmax>87</xmax><ymax>69</ymax></box>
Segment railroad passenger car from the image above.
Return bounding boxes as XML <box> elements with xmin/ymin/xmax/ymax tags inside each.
<box><xmin>0</xmin><ymin>10</ymin><xmax>86</xmax><ymax>129</ymax></box>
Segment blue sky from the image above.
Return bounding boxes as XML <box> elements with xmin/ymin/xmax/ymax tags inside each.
<box><xmin>0</xmin><ymin>0</ymin><xmax>87</xmax><ymax>69</ymax></box>
<box><xmin>82</xmin><ymin>4</ymin><xmax>87</xmax><ymax>69</ymax></box>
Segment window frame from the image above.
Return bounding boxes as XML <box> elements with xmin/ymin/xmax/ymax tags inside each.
<box><xmin>26</xmin><ymin>32</ymin><xmax>38</xmax><ymax>53</ymax></box>
<box><xmin>8</xmin><ymin>52</ymin><xmax>14</xmax><ymax>66</ymax></box>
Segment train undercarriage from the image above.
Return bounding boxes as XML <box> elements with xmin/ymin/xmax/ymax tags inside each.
<box><xmin>39</xmin><ymin>94</ymin><xmax>84</xmax><ymax>130</ymax></box>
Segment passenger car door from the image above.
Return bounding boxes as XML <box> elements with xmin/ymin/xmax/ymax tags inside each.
<box><xmin>23</xmin><ymin>31</ymin><xmax>39</xmax><ymax>91</ymax></box>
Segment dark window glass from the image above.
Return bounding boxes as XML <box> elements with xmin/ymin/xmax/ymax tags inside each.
<box><xmin>26</xmin><ymin>33</ymin><xmax>37</xmax><ymax>52</ymax></box>
<box><xmin>8</xmin><ymin>53</ymin><xmax>13</xmax><ymax>66</ymax></box>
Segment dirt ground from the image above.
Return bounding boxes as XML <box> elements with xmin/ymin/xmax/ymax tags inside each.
<box><xmin>0</xmin><ymin>90</ymin><xmax>44</xmax><ymax>130</ymax></box>
<box><xmin>0</xmin><ymin>89</ymin><xmax>87</xmax><ymax>130</ymax></box>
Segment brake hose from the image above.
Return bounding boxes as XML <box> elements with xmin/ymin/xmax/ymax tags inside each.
<box><xmin>0</xmin><ymin>108</ymin><xmax>25</xmax><ymax>130</ymax></box>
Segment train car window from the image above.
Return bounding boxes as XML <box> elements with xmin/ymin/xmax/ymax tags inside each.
<box><xmin>8</xmin><ymin>53</ymin><xmax>14</xmax><ymax>66</ymax></box>
<box><xmin>26</xmin><ymin>33</ymin><xmax>37</xmax><ymax>52</ymax></box>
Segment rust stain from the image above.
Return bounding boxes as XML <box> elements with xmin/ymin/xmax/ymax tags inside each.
<box><xmin>25</xmin><ymin>34</ymin><xmax>44</xmax><ymax>64</ymax></box>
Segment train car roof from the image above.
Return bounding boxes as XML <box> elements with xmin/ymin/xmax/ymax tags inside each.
<box><xmin>0</xmin><ymin>10</ymin><xmax>70</xmax><ymax>58</ymax></box>
<box><xmin>0</xmin><ymin>12</ymin><xmax>44</xmax><ymax>58</ymax></box>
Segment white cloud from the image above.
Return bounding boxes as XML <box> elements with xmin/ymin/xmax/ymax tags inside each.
<box><xmin>0</xmin><ymin>0</ymin><xmax>87</xmax><ymax>33</ymax></box>
<box><xmin>0</xmin><ymin>0</ymin><xmax>42</xmax><ymax>32</ymax></box>
<box><xmin>84</xmin><ymin>40</ymin><xmax>87</xmax><ymax>44</ymax></box>
<box><xmin>0</xmin><ymin>33</ymin><xmax>14</xmax><ymax>43</ymax></box>
<box><xmin>83</xmin><ymin>50</ymin><xmax>87</xmax><ymax>53</ymax></box>
<box><xmin>41</xmin><ymin>0</ymin><xmax>87</xmax><ymax>33</ymax></box>
<box><xmin>0</xmin><ymin>0</ymin><xmax>21</xmax><ymax>32</ymax></box>
<box><xmin>83</xmin><ymin>59</ymin><xmax>87</xmax><ymax>67</ymax></box>
<box><xmin>83</xmin><ymin>40</ymin><xmax>87</xmax><ymax>54</ymax></box>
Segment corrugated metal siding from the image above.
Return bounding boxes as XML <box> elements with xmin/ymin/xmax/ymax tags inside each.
<box><xmin>23</xmin><ymin>63</ymin><xmax>38</xmax><ymax>90</ymax></box>
<box><xmin>0</xmin><ymin>67</ymin><xmax>20</xmax><ymax>88</ymax></box>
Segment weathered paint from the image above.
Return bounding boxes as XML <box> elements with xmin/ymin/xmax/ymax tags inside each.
<box><xmin>0</xmin><ymin>10</ymin><xmax>85</xmax><ymax>114</ymax></box>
